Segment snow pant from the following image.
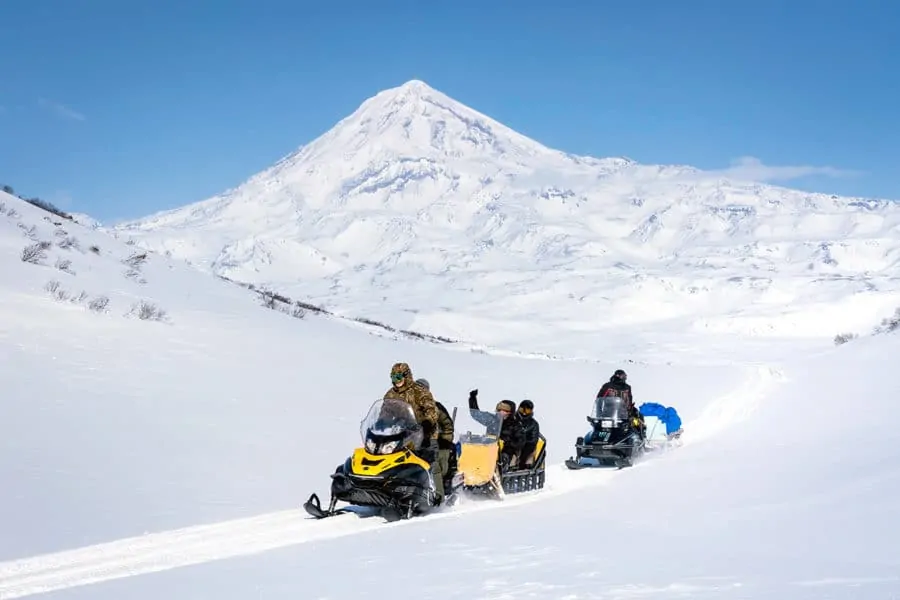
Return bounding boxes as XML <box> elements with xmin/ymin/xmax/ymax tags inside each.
<box><xmin>432</xmin><ymin>449</ymin><xmax>449</xmax><ymax>501</ymax></box>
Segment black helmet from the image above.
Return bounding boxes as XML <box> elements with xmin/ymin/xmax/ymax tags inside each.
<box><xmin>613</xmin><ymin>369</ymin><xmax>627</xmax><ymax>381</ymax></box>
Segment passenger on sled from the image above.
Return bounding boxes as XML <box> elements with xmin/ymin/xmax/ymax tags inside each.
<box><xmin>468</xmin><ymin>390</ymin><xmax>542</xmax><ymax>471</ymax></box>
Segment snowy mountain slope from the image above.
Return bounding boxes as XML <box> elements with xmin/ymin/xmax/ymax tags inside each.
<box><xmin>0</xmin><ymin>190</ymin><xmax>749</xmax><ymax>556</ymax></box>
<box><xmin>114</xmin><ymin>79</ymin><xmax>900</xmax><ymax>357</ymax></box>
<box><xmin>2</xmin><ymin>190</ymin><xmax>898</xmax><ymax>599</ymax></box>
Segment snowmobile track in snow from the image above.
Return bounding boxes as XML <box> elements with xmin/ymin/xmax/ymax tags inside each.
<box><xmin>0</xmin><ymin>363</ymin><xmax>781</xmax><ymax>599</ymax></box>
<box><xmin>0</xmin><ymin>464</ymin><xmax>625</xmax><ymax>599</ymax></box>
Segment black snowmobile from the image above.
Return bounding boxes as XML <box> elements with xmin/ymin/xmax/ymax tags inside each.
<box><xmin>565</xmin><ymin>395</ymin><xmax>646</xmax><ymax>470</ymax></box>
<box><xmin>303</xmin><ymin>398</ymin><xmax>443</xmax><ymax>522</ymax></box>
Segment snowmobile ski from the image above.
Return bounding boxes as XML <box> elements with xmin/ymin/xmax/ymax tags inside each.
<box><xmin>302</xmin><ymin>493</ymin><xmax>350</xmax><ymax>519</ymax></box>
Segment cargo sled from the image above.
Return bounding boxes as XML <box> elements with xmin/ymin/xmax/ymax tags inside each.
<box><xmin>455</xmin><ymin>407</ymin><xmax>546</xmax><ymax>500</ymax></box>
<box><xmin>638</xmin><ymin>402</ymin><xmax>684</xmax><ymax>453</ymax></box>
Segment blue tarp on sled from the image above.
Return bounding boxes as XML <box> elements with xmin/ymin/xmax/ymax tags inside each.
<box><xmin>639</xmin><ymin>402</ymin><xmax>682</xmax><ymax>435</ymax></box>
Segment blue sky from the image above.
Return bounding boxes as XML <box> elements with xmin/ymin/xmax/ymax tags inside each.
<box><xmin>1</xmin><ymin>0</ymin><xmax>896</xmax><ymax>222</ymax></box>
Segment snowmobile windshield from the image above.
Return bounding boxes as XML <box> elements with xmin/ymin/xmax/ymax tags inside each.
<box><xmin>359</xmin><ymin>398</ymin><xmax>423</xmax><ymax>453</ymax></box>
<box><xmin>591</xmin><ymin>396</ymin><xmax>627</xmax><ymax>422</ymax></box>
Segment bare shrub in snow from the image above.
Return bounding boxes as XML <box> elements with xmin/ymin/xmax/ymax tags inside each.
<box><xmin>874</xmin><ymin>307</ymin><xmax>900</xmax><ymax>335</ymax></box>
<box><xmin>55</xmin><ymin>257</ymin><xmax>75</xmax><ymax>275</ymax></box>
<box><xmin>834</xmin><ymin>332</ymin><xmax>857</xmax><ymax>346</ymax></box>
<box><xmin>88</xmin><ymin>296</ymin><xmax>110</xmax><ymax>313</ymax></box>
<box><xmin>127</xmin><ymin>300</ymin><xmax>167</xmax><ymax>321</ymax></box>
<box><xmin>70</xmin><ymin>290</ymin><xmax>88</xmax><ymax>304</ymax></box>
<box><xmin>7</xmin><ymin>208</ymin><xmax>18</xmax><ymax>218</ymax></box>
<box><xmin>257</xmin><ymin>288</ymin><xmax>306</xmax><ymax>320</ymax></box>
<box><xmin>57</xmin><ymin>235</ymin><xmax>79</xmax><ymax>250</ymax></box>
<box><xmin>276</xmin><ymin>302</ymin><xmax>305</xmax><ymax>319</ymax></box>
<box><xmin>44</xmin><ymin>280</ymin><xmax>69</xmax><ymax>302</ymax></box>
<box><xmin>260</xmin><ymin>295</ymin><xmax>275</xmax><ymax>309</ymax></box>
<box><xmin>123</xmin><ymin>252</ymin><xmax>147</xmax><ymax>268</ymax></box>
<box><xmin>89</xmin><ymin>245</ymin><xmax>100</xmax><ymax>255</ymax></box>
<box><xmin>354</xmin><ymin>316</ymin><xmax>395</xmax><ymax>332</ymax></box>
<box><xmin>17</xmin><ymin>223</ymin><xmax>38</xmax><ymax>240</ymax></box>
<box><xmin>122</xmin><ymin>252</ymin><xmax>148</xmax><ymax>284</ymax></box>
<box><xmin>124</xmin><ymin>268</ymin><xmax>147</xmax><ymax>284</ymax></box>
<box><xmin>21</xmin><ymin>241</ymin><xmax>50</xmax><ymax>264</ymax></box>
<box><xmin>400</xmin><ymin>328</ymin><xmax>456</xmax><ymax>344</ymax></box>
<box><xmin>23</xmin><ymin>196</ymin><xmax>71</xmax><ymax>220</ymax></box>
<box><xmin>0</xmin><ymin>202</ymin><xmax>6</xmax><ymax>214</ymax></box>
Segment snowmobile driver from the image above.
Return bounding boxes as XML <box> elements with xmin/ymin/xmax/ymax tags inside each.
<box><xmin>384</xmin><ymin>363</ymin><xmax>446</xmax><ymax>503</ymax></box>
<box><xmin>468</xmin><ymin>389</ymin><xmax>525</xmax><ymax>471</ymax></box>
<box><xmin>415</xmin><ymin>378</ymin><xmax>458</xmax><ymax>495</ymax></box>
<box><xmin>596</xmin><ymin>369</ymin><xmax>645</xmax><ymax>439</ymax></box>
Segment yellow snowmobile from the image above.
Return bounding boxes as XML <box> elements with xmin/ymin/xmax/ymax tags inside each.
<box><xmin>454</xmin><ymin>399</ymin><xmax>546</xmax><ymax>500</ymax></box>
<box><xmin>303</xmin><ymin>398</ymin><xmax>439</xmax><ymax>522</ymax></box>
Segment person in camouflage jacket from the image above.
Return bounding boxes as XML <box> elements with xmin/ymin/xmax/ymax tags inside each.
<box><xmin>384</xmin><ymin>362</ymin><xmax>439</xmax><ymax>441</ymax></box>
<box><xmin>384</xmin><ymin>362</ymin><xmax>447</xmax><ymax>502</ymax></box>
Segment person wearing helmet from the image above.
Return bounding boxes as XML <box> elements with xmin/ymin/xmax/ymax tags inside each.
<box><xmin>597</xmin><ymin>369</ymin><xmax>634</xmax><ymax>408</ymax></box>
<box><xmin>596</xmin><ymin>369</ymin><xmax>644</xmax><ymax>438</ymax></box>
<box><xmin>415</xmin><ymin>378</ymin><xmax>457</xmax><ymax>495</ymax></box>
<box><xmin>384</xmin><ymin>363</ymin><xmax>445</xmax><ymax>503</ymax></box>
<box><xmin>516</xmin><ymin>399</ymin><xmax>541</xmax><ymax>466</ymax></box>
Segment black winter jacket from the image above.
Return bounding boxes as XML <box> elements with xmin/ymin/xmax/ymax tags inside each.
<box><xmin>518</xmin><ymin>414</ymin><xmax>540</xmax><ymax>456</ymax></box>
<box><xmin>597</xmin><ymin>377</ymin><xmax>636</xmax><ymax>413</ymax></box>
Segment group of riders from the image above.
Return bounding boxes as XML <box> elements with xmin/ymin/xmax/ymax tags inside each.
<box><xmin>384</xmin><ymin>362</ymin><xmax>643</xmax><ymax>505</ymax></box>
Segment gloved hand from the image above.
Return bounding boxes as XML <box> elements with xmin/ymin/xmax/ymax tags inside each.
<box><xmin>421</xmin><ymin>420</ymin><xmax>435</xmax><ymax>441</ymax></box>
<box><xmin>418</xmin><ymin>439</ymin><xmax>438</xmax><ymax>464</ymax></box>
<box><xmin>468</xmin><ymin>389</ymin><xmax>479</xmax><ymax>409</ymax></box>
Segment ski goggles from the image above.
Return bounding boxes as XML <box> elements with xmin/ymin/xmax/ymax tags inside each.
<box><xmin>390</xmin><ymin>372</ymin><xmax>407</xmax><ymax>383</ymax></box>
<box><xmin>518</xmin><ymin>406</ymin><xmax>533</xmax><ymax>416</ymax></box>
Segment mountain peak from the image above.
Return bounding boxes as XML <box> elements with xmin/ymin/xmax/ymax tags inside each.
<box><xmin>390</xmin><ymin>78</ymin><xmax>435</xmax><ymax>94</ymax></box>
<box><xmin>328</xmin><ymin>77</ymin><xmax>550</xmax><ymax>162</ymax></box>
<box><xmin>117</xmin><ymin>82</ymin><xmax>900</xmax><ymax>353</ymax></box>
<box><xmin>210</xmin><ymin>78</ymin><xmax>597</xmax><ymax>207</ymax></box>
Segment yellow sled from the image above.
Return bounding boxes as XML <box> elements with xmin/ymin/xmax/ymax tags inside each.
<box><xmin>455</xmin><ymin>411</ymin><xmax>547</xmax><ymax>500</ymax></box>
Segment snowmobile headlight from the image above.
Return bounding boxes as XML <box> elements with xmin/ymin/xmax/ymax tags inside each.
<box><xmin>601</xmin><ymin>420</ymin><xmax>613</xmax><ymax>428</ymax></box>
<box><xmin>365</xmin><ymin>438</ymin><xmax>377</xmax><ymax>453</ymax></box>
<box><xmin>378</xmin><ymin>440</ymin><xmax>400</xmax><ymax>455</ymax></box>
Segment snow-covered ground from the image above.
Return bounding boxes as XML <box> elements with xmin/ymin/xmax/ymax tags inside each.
<box><xmin>113</xmin><ymin>80</ymin><xmax>900</xmax><ymax>358</ymax></box>
<box><xmin>2</xmin><ymin>189</ymin><xmax>899</xmax><ymax>600</ymax></box>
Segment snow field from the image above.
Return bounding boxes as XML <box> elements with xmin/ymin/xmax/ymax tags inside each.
<box><xmin>2</xmin><ymin>186</ymin><xmax>899</xmax><ymax>600</ymax></box>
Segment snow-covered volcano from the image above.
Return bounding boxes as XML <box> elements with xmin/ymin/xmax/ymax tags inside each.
<box><xmin>117</xmin><ymin>79</ymin><xmax>900</xmax><ymax>357</ymax></box>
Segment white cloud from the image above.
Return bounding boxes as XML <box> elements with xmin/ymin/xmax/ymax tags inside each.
<box><xmin>38</xmin><ymin>97</ymin><xmax>86</xmax><ymax>122</ymax></box>
<box><xmin>711</xmin><ymin>156</ymin><xmax>860</xmax><ymax>182</ymax></box>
